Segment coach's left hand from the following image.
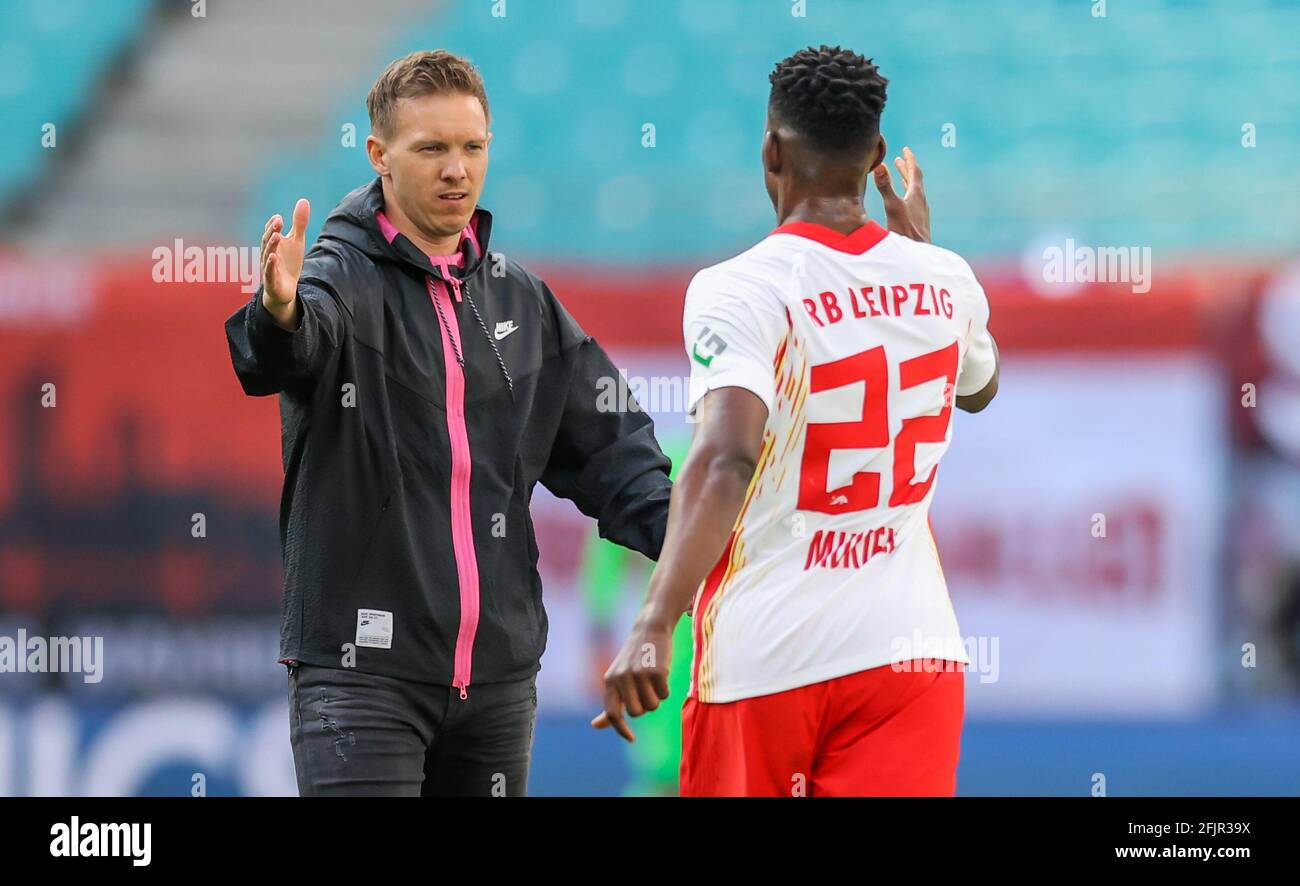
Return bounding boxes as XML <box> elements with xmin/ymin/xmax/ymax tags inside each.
<box><xmin>591</xmin><ymin>620</ymin><xmax>674</xmax><ymax>743</ymax></box>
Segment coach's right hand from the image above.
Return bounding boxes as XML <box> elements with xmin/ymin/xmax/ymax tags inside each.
<box><xmin>260</xmin><ymin>198</ymin><xmax>310</xmax><ymax>330</ymax></box>
<box><xmin>873</xmin><ymin>146</ymin><xmax>930</xmax><ymax>244</ymax></box>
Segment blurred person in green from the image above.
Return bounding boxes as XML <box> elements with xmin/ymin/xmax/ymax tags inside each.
<box><xmin>579</xmin><ymin>430</ymin><xmax>693</xmax><ymax>796</ymax></box>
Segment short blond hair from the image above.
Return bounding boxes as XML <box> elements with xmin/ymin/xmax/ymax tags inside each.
<box><xmin>366</xmin><ymin>49</ymin><xmax>490</xmax><ymax>137</ymax></box>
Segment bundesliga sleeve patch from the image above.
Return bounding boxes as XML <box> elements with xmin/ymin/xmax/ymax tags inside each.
<box><xmin>691</xmin><ymin>326</ymin><xmax>728</xmax><ymax>367</ymax></box>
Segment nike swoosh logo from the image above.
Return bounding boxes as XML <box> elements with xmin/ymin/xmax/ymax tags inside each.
<box><xmin>495</xmin><ymin>322</ymin><xmax>518</xmax><ymax>340</ymax></box>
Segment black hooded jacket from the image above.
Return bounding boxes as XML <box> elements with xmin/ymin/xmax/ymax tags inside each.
<box><xmin>225</xmin><ymin>177</ymin><xmax>672</xmax><ymax>692</ymax></box>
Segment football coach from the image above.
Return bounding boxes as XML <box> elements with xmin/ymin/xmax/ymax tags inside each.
<box><xmin>224</xmin><ymin>50</ymin><xmax>672</xmax><ymax>796</ymax></box>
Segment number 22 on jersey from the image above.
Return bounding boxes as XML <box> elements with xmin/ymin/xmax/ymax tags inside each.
<box><xmin>797</xmin><ymin>339</ymin><xmax>958</xmax><ymax>515</ymax></box>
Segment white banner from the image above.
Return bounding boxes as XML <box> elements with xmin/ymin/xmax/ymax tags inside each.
<box><xmin>935</xmin><ymin>356</ymin><xmax>1226</xmax><ymax>717</ymax></box>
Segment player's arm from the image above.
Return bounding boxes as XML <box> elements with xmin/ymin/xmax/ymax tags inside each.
<box><xmin>592</xmin><ymin>267</ymin><xmax>781</xmax><ymax>742</ymax></box>
<box><xmin>953</xmin><ymin>259</ymin><xmax>999</xmax><ymax>413</ymax></box>
<box><xmin>878</xmin><ymin>146</ymin><xmax>1003</xmax><ymax>410</ymax></box>
<box><xmin>956</xmin><ymin>335</ymin><xmax>998</xmax><ymax>413</ymax></box>
<box><xmin>592</xmin><ymin>387</ymin><xmax>766</xmax><ymax>742</ymax></box>
<box><xmin>876</xmin><ymin>143</ymin><xmax>1002</xmax><ymax>412</ymax></box>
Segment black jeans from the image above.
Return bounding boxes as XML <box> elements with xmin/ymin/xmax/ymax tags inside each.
<box><xmin>287</xmin><ymin>662</ymin><xmax>538</xmax><ymax>797</ymax></box>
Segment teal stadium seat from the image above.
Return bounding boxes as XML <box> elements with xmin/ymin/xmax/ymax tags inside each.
<box><xmin>0</xmin><ymin>0</ymin><xmax>154</xmax><ymax>205</ymax></box>
<box><xmin>243</xmin><ymin>0</ymin><xmax>1300</xmax><ymax>261</ymax></box>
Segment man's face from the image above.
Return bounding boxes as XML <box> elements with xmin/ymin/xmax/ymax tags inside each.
<box><xmin>369</xmin><ymin>91</ymin><xmax>490</xmax><ymax>239</ymax></box>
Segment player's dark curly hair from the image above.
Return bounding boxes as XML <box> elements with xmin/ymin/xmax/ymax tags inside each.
<box><xmin>768</xmin><ymin>45</ymin><xmax>888</xmax><ymax>155</ymax></box>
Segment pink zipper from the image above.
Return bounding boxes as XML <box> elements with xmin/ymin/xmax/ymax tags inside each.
<box><xmin>426</xmin><ymin>266</ymin><xmax>479</xmax><ymax>700</ymax></box>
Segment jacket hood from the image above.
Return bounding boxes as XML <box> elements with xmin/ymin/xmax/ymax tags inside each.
<box><xmin>317</xmin><ymin>176</ymin><xmax>494</xmax><ymax>277</ymax></box>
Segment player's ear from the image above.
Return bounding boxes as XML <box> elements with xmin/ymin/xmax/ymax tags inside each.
<box><xmin>870</xmin><ymin>134</ymin><xmax>887</xmax><ymax>172</ymax></box>
<box><xmin>762</xmin><ymin>129</ymin><xmax>781</xmax><ymax>176</ymax></box>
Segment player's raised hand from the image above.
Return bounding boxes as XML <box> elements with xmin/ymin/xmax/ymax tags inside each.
<box><xmin>260</xmin><ymin>198</ymin><xmax>311</xmax><ymax>317</ymax></box>
<box><xmin>873</xmin><ymin>146</ymin><xmax>931</xmax><ymax>244</ymax></box>
<box><xmin>591</xmin><ymin>620</ymin><xmax>674</xmax><ymax>743</ymax></box>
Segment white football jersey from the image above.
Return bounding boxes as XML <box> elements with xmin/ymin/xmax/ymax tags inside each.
<box><xmin>684</xmin><ymin>219</ymin><xmax>997</xmax><ymax>703</ymax></box>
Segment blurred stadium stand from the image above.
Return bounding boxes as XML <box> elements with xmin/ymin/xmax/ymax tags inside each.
<box><xmin>6</xmin><ymin>0</ymin><xmax>1300</xmax><ymax>257</ymax></box>
<box><xmin>240</xmin><ymin>0</ymin><xmax>1300</xmax><ymax>262</ymax></box>
<box><xmin>7</xmin><ymin>0</ymin><xmax>432</xmax><ymax>246</ymax></box>
<box><xmin>1</xmin><ymin>0</ymin><xmax>1298</xmax><ymax>796</ymax></box>
<box><xmin>0</xmin><ymin>0</ymin><xmax>153</xmax><ymax>211</ymax></box>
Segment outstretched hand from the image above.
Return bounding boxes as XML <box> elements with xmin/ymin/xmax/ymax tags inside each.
<box><xmin>261</xmin><ymin>198</ymin><xmax>311</xmax><ymax>320</ymax></box>
<box><xmin>873</xmin><ymin>146</ymin><xmax>930</xmax><ymax>244</ymax></box>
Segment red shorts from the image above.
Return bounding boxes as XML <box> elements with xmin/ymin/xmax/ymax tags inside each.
<box><xmin>680</xmin><ymin>659</ymin><xmax>965</xmax><ymax>797</ymax></box>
